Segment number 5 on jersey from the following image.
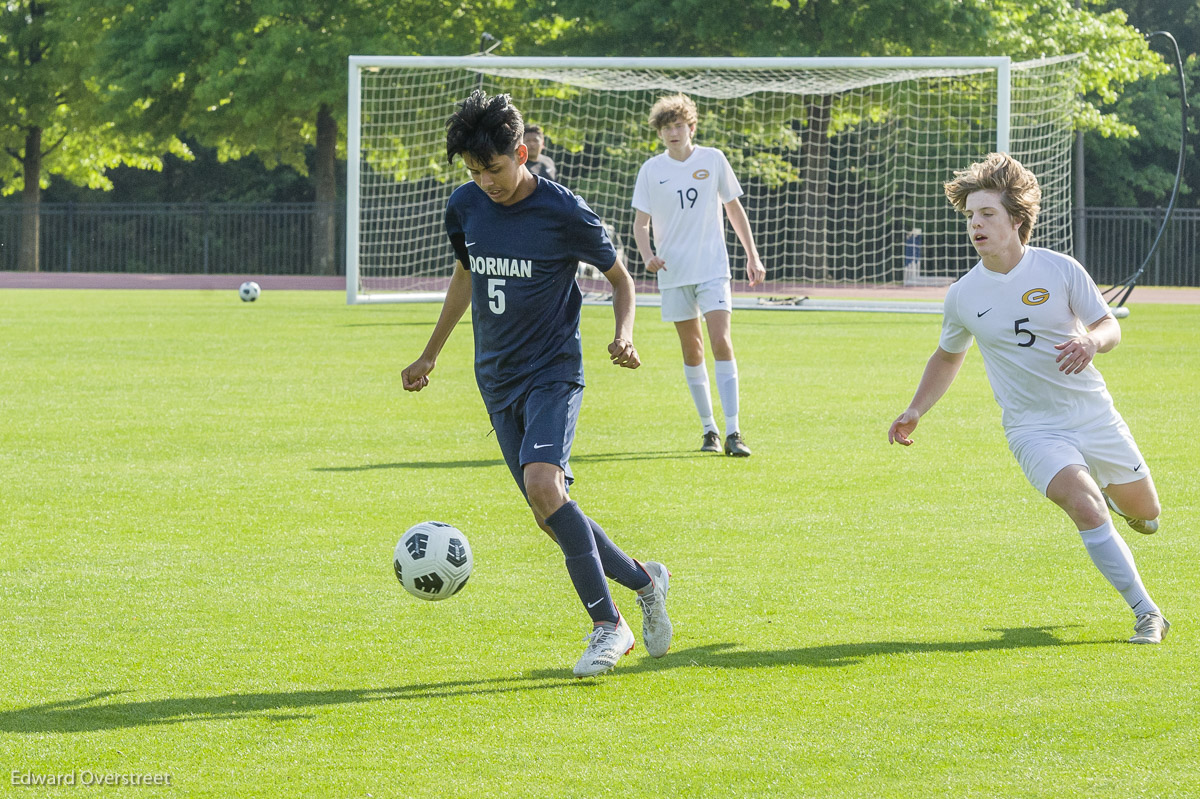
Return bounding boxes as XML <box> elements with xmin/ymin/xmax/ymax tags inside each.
<box><xmin>488</xmin><ymin>278</ymin><xmax>506</xmax><ymax>314</ymax></box>
<box><xmin>1014</xmin><ymin>317</ymin><xmax>1036</xmax><ymax>347</ymax></box>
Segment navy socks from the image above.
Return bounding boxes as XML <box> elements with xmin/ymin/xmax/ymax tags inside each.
<box><xmin>588</xmin><ymin>517</ymin><xmax>652</xmax><ymax>592</ymax></box>
<box><xmin>545</xmin><ymin>501</ymin><xmax>619</xmax><ymax>624</ymax></box>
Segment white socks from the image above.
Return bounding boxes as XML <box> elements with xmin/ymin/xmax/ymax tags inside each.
<box><xmin>1079</xmin><ymin>521</ymin><xmax>1158</xmax><ymax>617</ymax></box>
<box><xmin>683</xmin><ymin>363</ymin><xmax>717</xmax><ymax>433</ymax></box>
<box><xmin>685</xmin><ymin>360</ymin><xmax>741</xmax><ymax>435</ymax></box>
<box><xmin>714</xmin><ymin>360</ymin><xmax>739</xmax><ymax>436</ymax></box>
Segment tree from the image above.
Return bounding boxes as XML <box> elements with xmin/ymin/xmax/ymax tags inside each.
<box><xmin>0</xmin><ymin>1</ymin><xmax>186</xmax><ymax>271</ymax></box>
<box><xmin>94</xmin><ymin>0</ymin><xmax>522</xmax><ymax>275</ymax></box>
<box><xmin>538</xmin><ymin>0</ymin><xmax>990</xmax><ymax>57</ymax></box>
<box><xmin>544</xmin><ymin>0</ymin><xmax>1164</xmax><ymax>135</ymax></box>
<box><xmin>1085</xmin><ymin>1</ymin><xmax>1199</xmax><ymax>208</ymax></box>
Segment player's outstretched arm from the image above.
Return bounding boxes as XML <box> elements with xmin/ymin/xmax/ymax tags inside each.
<box><xmin>888</xmin><ymin>347</ymin><xmax>967</xmax><ymax>445</ymax></box>
<box><xmin>402</xmin><ymin>264</ymin><xmax>472</xmax><ymax>391</ymax></box>
<box><xmin>724</xmin><ymin>198</ymin><xmax>765</xmax><ymax>287</ymax></box>
<box><xmin>603</xmin><ymin>254</ymin><xmax>640</xmax><ymax>369</ymax></box>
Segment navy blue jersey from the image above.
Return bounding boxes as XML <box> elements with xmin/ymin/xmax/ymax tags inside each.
<box><xmin>444</xmin><ymin>177</ymin><xmax>618</xmax><ymax>413</ymax></box>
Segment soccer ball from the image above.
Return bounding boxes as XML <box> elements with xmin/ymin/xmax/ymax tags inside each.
<box><xmin>393</xmin><ymin>521</ymin><xmax>473</xmax><ymax>601</ymax></box>
<box><xmin>238</xmin><ymin>281</ymin><xmax>261</xmax><ymax>302</ymax></box>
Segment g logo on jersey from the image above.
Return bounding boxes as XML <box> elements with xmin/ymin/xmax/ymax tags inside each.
<box><xmin>1022</xmin><ymin>288</ymin><xmax>1050</xmax><ymax>306</ymax></box>
<box><xmin>692</xmin><ymin>169</ymin><xmax>711</xmax><ymax>180</ymax></box>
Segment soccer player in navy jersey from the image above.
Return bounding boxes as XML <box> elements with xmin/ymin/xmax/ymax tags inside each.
<box><xmin>401</xmin><ymin>90</ymin><xmax>673</xmax><ymax>677</ymax></box>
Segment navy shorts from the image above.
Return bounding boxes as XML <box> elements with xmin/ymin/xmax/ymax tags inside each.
<box><xmin>490</xmin><ymin>381</ymin><xmax>583</xmax><ymax>498</ymax></box>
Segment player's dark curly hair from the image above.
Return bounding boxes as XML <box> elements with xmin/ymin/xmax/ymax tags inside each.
<box><xmin>446</xmin><ymin>90</ymin><xmax>525</xmax><ymax>167</ymax></box>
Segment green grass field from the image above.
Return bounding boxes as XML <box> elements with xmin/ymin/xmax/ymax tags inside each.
<box><xmin>1</xmin><ymin>289</ymin><xmax>1196</xmax><ymax>798</ymax></box>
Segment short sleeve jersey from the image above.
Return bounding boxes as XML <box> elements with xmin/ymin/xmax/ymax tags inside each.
<box><xmin>444</xmin><ymin>177</ymin><xmax>617</xmax><ymax>414</ymax></box>
<box><xmin>528</xmin><ymin>155</ymin><xmax>557</xmax><ymax>182</ymax></box>
<box><xmin>939</xmin><ymin>247</ymin><xmax>1115</xmax><ymax>431</ymax></box>
<box><xmin>631</xmin><ymin>146</ymin><xmax>743</xmax><ymax>289</ymax></box>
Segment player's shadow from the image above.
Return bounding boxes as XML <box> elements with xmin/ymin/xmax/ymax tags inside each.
<box><xmin>0</xmin><ymin>677</ymin><xmax>581</xmax><ymax>735</ymax></box>
<box><xmin>585</xmin><ymin>624</ymin><xmax>1094</xmax><ymax>675</ymax></box>
<box><xmin>314</xmin><ymin>458</ymin><xmax>506</xmax><ymax>472</ymax></box>
<box><xmin>2</xmin><ymin>626</ymin><xmax>1091</xmax><ymax>734</ymax></box>
<box><xmin>314</xmin><ymin>450</ymin><xmax>701</xmax><ymax>472</ymax></box>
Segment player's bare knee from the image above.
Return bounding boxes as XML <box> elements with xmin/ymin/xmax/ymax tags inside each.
<box><xmin>710</xmin><ymin>337</ymin><xmax>735</xmax><ymax>362</ymax></box>
<box><xmin>524</xmin><ymin>477</ymin><xmax>564</xmax><ymax>520</ymax></box>
<box><xmin>1048</xmin><ymin>487</ymin><xmax>1107</xmax><ymax>529</ymax></box>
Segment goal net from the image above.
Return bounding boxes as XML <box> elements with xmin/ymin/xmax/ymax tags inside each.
<box><xmin>347</xmin><ymin>55</ymin><xmax>1079</xmax><ymax>305</ymax></box>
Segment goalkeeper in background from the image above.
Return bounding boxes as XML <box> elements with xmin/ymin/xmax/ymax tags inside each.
<box><xmin>401</xmin><ymin>90</ymin><xmax>673</xmax><ymax>677</ymax></box>
<box><xmin>632</xmin><ymin>93</ymin><xmax>765</xmax><ymax>457</ymax></box>
<box><xmin>522</xmin><ymin>124</ymin><xmax>558</xmax><ymax>182</ymax></box>
<box><xmin>888</xmin><ymin>152</ymin><xmax>1169</xmax><ymax>644</ymax></box>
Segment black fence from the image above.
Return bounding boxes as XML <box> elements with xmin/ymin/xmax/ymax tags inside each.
<box><xmin>0</xmin><ymin>203</ymin><xmax>344</xmax><ymax>276</ymax></box>
<box><xmin>1075</xmin><ymin>207</ymin><xmax>1200</xmax><ymax>288</ymax></box>
<box><xmin>1</xmin><ymin>202</ymin><xmax>1198</xmax><ymax>287</ymax></box>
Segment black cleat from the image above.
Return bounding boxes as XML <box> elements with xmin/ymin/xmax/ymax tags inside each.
<box><xmin>724</xmin><ymin>432</ymin><xmax>751</xmax><ymax>457</ymax></box>
<box><xmin>700</xmin><ymin>431</ymin><xmax>721</xmax><ymax>452</ymax></box>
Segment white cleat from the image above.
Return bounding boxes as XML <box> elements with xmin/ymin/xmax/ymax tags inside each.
<box><xmin>1129</xmin><ymin>612</ymin><xmax>1170</xmax><ymax>644</ymax></box>
<box><xmin>1103</xmin><ymin>491</ymin><xmax>1158</xmax><ymax>535</ymax></box>
<box><xmin>636</xmin><ymin>562</ymin><xmax>674</xmax><ymax>658</ymax></box>
<box><xmin>573</xmin><ymin>615</ymin><xmax>635</xmax><ymax>678</ymax></box>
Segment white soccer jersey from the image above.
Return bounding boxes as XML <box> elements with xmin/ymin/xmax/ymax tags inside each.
<box><xmin>631</xmin><ymin>146</ymin><xmax>743</xmax><ymax>289</ymax></box>
<box><xmin>940</xmin><ymin>247</ymin><xmax>1116</xmax><ymax>431</ymax></box>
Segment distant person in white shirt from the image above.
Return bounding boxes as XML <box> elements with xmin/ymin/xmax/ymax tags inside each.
<box><xmin>888</xmin><ymin>152</ymin><xmax>1169</xmax><ymax>645</ymax></box>
<box><xmin>632</xmin><ymin>93</ymin><xmax>765</xmax><ymax>457</ymax></box>
<box><xmin>523</xmin><ymin>125</ymin><xmax>558</xmax><ymax>182</ymax></box>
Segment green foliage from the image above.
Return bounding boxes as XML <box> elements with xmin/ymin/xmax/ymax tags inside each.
<box><xmin>536</xmin><ymin>0</ymin><xmax>1163</xmax><ymax>139</ymax></box>
<box><xmin>1</xmin><ymin>0</ymin><xmax>1181</xmax><ymax>206</ymax></box>
<box><xmin>540</xmin><ymin>0</ymin><xmax>990</xmax><ymax>58</ymax></box>
<box><xmin>1084</xmin><ymin>1</ymin><xmax>1200</xmax><ymax>208</ymax></box>
<box><xmin>1084</xmin><ymin>55</ymin><xmax>1197</xmax><ymax>207</ymax></box>
<box><xmin>0</xmin><ymin>0</ymin><xmax>187</xmax><ymax>194</ymax></box>
<box><xmin>0</xmin><ymin>290</ymin><xmax>1198</xmax><ymax>796</ymax></box>
<box><xmin>93</xmin><ymin>0</ymin><xmax>538</xmax><ymax>175</ymax></box>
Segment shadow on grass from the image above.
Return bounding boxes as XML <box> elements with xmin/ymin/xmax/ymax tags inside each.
<box><xmin>565</xmin><ymin>624</ymin><xmax>1097</xmax><ymax>676</ymax></box>
<box><xmin>3</xmin><ymin>626</ymin><xmax>1097</xmax><ymax>734</ymax></box>
<box><xmin>313</xmin><ymin>450</ymin><xmax>701</xmax><ymax>472</ymax></box>
<box><xmin>314</xmin><ymin>458</ymin><xmax>506</xmax><ymax>472</ymax></box>
<box><xmin>0</xmin><ymin>678</ymin><xmax>581</xmax><ymax>734</ymax></box>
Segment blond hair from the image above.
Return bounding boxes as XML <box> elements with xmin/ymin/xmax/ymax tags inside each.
<box><xmin>944</xmin><ymin>152</ymin><xmax>1041</xmax><ymax>245</ymax></box>
<box><xmin>648</xmin><ymin>93</ymin><xmax>698</xmax><ymax>131</ymax></box>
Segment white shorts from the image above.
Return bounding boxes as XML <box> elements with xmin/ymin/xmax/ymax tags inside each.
<box><xmin>660</xmin><ymin>277</ymin><xmax>732</xmax><ymax>323</ymax></box>
<box><xmin>1006</xmin><ymin>413</ymin><xmax>1150</xmax><ymax>496</ymax></box>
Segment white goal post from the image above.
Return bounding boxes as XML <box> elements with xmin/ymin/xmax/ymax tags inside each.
<box><xmin>346</xmin><ymin>55</ymin><xmax>1079</xmax><ymax>307</ymax></box>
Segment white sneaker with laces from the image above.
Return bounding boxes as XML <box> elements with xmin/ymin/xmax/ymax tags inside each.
<box><xmin>636</xmin><ymin>562</ymin><xmax>673</xmax><ymax>658</ymax></box>
<box><xmin>1103</xmin><ymin>491</ymin><xmax>1159</xmax><ymax>535</ymax></box>
<box><xmin>1129</xmin><ymin>612</ymin><xmax>1170</xmax><ymax>644</ymax></box>
<box><xmin>573</xmin><ymin>615</ymin><xmax>635</xmax><ymax>678</ymax></box>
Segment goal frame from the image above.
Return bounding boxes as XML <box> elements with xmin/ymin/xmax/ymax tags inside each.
<box><xmin>345</xmin><ymin>55</ymin><xmax>1019</xmax><ymax>307</ymax></box>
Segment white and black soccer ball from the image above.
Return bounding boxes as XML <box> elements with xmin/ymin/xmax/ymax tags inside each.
<box><xmin>238</xmin><ymin>281</ymin><xmax>261</xmax><ymax>302</ymax></box>
<box><xmin>393</xmin><ymin>521</ymin><xmax>473</xmax><ymax>601</ymax></box>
